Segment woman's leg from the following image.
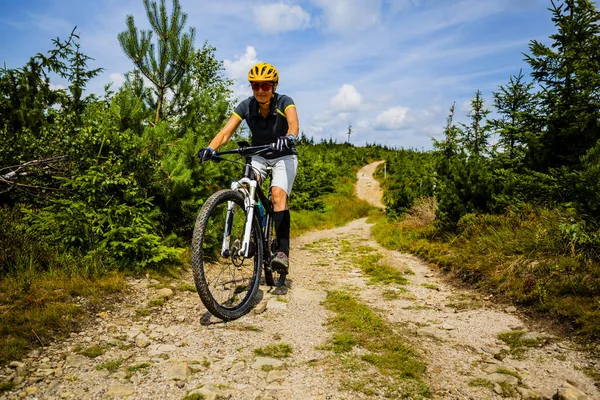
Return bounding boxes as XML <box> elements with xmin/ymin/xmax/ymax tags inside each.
<box><xmin>270</xmin><ymin>156</ymin><xmax>297</xmax><ymax>268</ymax></box>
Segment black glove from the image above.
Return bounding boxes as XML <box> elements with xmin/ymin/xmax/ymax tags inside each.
<box><xmin>275</xmin><ymin>136</ymin><xmax>294</xmax><ymax>152</ymax></box>
<box><xmin>198</xmin><ymin>147</ymin><xmax>215</xmax><ymax>163</ymax></box>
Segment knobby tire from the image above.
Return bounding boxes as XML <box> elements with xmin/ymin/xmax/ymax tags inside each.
<box><xmin>192</xmin><ymin>189</ymin><xmax>263</xmax><ymax>321</ymax></box>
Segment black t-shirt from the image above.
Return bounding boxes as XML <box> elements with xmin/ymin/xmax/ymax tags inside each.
<box><xmin>233</xmin><ymin>93</ymin><xmax>298</xmax><ymax>158</ymax></box>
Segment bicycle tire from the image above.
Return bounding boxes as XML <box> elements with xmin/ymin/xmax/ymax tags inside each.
<box><xmin>192</xmin><ymin>189</ymin><xmax>263</xmax><ymax>321</ymax></box>
<box><xmin>263</xmin><ymin>212</ymin><xmax>287</xmax><ymax>287</ymax></box>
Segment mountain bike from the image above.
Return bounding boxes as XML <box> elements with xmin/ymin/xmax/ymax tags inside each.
<box><xmin>192</xmin><ymin>142</ymin><xmax>287</xmax><ymax>321</ymax></box>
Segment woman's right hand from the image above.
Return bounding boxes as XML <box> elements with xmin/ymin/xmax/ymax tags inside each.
<box><xmin>198</xmin><ymin>147</ymin><xmax>215</xmax><ymax>163</ymax></box>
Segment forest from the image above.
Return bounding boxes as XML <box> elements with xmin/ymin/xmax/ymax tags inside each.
<box><xmin>1</xmin><ymin>0</ymin><xmax>599</xmax><ymax>365</ymax></box>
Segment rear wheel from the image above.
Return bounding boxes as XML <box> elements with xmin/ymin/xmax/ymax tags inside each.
<box><xmin>263</xmin><ymin>213</ymin><xmax>287</xmax><ymax>287</ymax></box>
<box><xmin>192</xmin><ymin>189</ymin><xmax>263</xmax><ymax>320</ymax></box>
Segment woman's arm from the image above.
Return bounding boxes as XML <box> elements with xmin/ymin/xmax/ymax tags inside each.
<box><xmin>207</xmin><ymin>115</ymin><xmax>243</xmax><ymax>150</ymax></box>
<box><xmin>285</xmin><ymin>106</ymin><xmax>299</xmax><ymax>138</ymax></box>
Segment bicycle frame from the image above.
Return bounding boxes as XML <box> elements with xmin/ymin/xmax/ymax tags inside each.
<box><xmin>216</xmin><ymin>144</ymin><xmax>274</xmax><ymax>260</ymax></box>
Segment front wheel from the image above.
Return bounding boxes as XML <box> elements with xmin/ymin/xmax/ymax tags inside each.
<box><xmin>191</xmin><ymin>189</ymin><xmax>263</xmax><ymax>321</ymax></box>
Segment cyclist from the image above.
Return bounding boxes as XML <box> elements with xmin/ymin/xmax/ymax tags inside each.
<box><xmin>198</xmin><ymin>62</ymin><xmax>299</xmax><ymax>273</ymax></box>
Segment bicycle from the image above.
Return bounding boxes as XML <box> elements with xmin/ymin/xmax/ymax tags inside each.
<box><xmin>192</xmin><ymin>141</ymin><xmax>288</xmax><ymax>321</ymax></box>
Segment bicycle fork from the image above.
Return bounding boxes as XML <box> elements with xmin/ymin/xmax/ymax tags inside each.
<box><xmin>221</xmin><ymin>179</ymin><xmax>258</xmax><ymax>259</ymax></box>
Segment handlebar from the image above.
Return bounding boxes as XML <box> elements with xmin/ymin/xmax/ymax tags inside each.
<box><xmin>212</xmin><ymin>143</ymin><xmax>275</xmax><ymax>161</ymax></box>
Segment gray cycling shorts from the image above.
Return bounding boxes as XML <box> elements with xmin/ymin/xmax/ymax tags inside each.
<box><xmin>251</xmin><ymin>154</ymin><xmax>298</xmax><ymax>196</ymax></box>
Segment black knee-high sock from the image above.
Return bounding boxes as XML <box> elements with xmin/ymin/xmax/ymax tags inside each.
<box><xmin>273</xmin><ymin>210</ymin><xmax>290</xmax><ymax>256</ymax></box>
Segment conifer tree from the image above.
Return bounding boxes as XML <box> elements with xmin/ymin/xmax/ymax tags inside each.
<box><xmin>433</xmin><ymin>102</ymin><xmax>461</xmax><ymax>163</ymax></box>
<box><xmin>461</xmin><ymin>90</ymin><xmax>491</xmax><ymax>156</ymax></box>
<box><xmin>525</xmin><ymin>0</ymin><xmax>600</xmax><ymax>170</ymax></box>
<box><xmin>118</xmin><ymin>0</ymin><xmax>195</xmax><ymax>125</ymax></box>
<box><xmin>491</xmin><ymin>70</ymin><xmax>539</xmax><ymax>167</ymax></box>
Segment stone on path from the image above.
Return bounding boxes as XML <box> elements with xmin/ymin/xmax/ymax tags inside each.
<box><xmin>164</xmin><ymin>361</ymin><xmax>189</xmax><ymax>381</ymax></box>
<box><xmin>106</xmin><ymin>384</ymin><xmax>135</xmax><ymax>397</ymax></box>
<box><xmin>135</xmin><ymin>332</ymin><xmax>151</xmax><ymax>348</ymax></box>
<box><xmin>155</xmin><ymin>288</ymin><xmax>174</xmax><ymax>299</ymax></box>
<box><xmin>64</xmin><ymin>355</ymin><xmax>88</xmax><ymax>368</ymax></box>
<box><xmin>252</xmin><ymin>357</ymin><xmax>284</xmax><ymax>370</ymax></box>
<box><xmin>416</xmin><ymin>326</ymin><xmax>439</xmax><ymax>339</ymax></box>
<box><xmin>486</xmin><ymin>372</ymin><xmax>519</xmax><ymax>386</ymax></box>
<box><xmin>147</xmin><ymin>344</ymin><xmax>177</xmax><ymax>357</ymax></box>
<box><xmin>254</xmin><ymin>299</ymin><xmax>268</xmax><ymax>314</ymax></box>
<box><xmin>556</xmin><ymin>382</ymin><xmax>591</xmax><ymax>400</ymax></box>
<box><xmin>266</xmin><ymin>369</ymin><xmax>290</xmax><ymax>383</ymax></box>
<box><xmin>267</xmin><ymin>298</ymin><xmax>287</xmax><ymax>311</ymax></box>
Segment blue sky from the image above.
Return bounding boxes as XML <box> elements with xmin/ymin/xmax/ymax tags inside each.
<box><xmin>1</xmin><ymin>0</ymin><xmax>557</xmax><ymax>149</ymax></box>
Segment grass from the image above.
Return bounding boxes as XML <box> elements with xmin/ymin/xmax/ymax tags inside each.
<box><xmin>135</xmin><ymin>308</ymin><xmax>151</xmax><ymax>317</ymax></box>
<box><xmin>469</xmin><ymin>378</ymin><xmax>493</xmax><ymax>388</ymax></box>
<box><xmin>0</xmin><ymin>269</ymin><xmax>126</xmax><ymax>365</ymax></box>
<box><xmin>127</xmin><ymin>362</ymin><xmax>151</xmax><ymax>373</ymax></box>
<box><xmin>496</xmin><ymin>330</ymin><xmax>543</xmax><ymax>359</ymax></box>
<box><xmin>371</xmin><ymin>200</ymin><xmax>600</xmax><ymax>339</ymax></box>
<box><xmin>357</xmin><ymin>253</ymin><xmax>409</xmax><ymax>286</ymax></box>
<box><xmin>78</xmin><ymin>345</ymin><xmax>106</xmax><ymax>358</ymax></box>
<box><xmin>254</xmin><ymin>343</ymin><xmax>293</xmax><ymax>359</ymax></box>
<box><xmin>147</xmin><ymin>298</ymin><xmax>165</xmax><ymax>308</ymax></box>
<box><xmin>95</xmin><ymin>358</ymin><xmax>123</xmax><ymax>372</ymax></box>
<box><xmin>382</xmin><ymin>289</ymin><xmax>407</xmax><ymax>300</ymax></box>
<box><xmin>0</xmin><ymin>381</ymin><xmax>15</xmax><ymax>392</ymax></box>
<box><xmin>291</xmin><ymin>176</ymin><xmax>380</xmax><ymax>237</ymax></box>
<box><xmin>323</xmin><ymin>290</ymin><xmax>430</xmax><ymax>399</ymax></box>
<box><xmin>177</xmin><ymin>283</ymin><xmax>197</xmax><ymax>292</ymax></box>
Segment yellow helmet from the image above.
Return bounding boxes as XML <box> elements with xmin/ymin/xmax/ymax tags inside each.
<box><xmin>248</xmin><ymin>62</ymin><xmax>279</xmax><ymax>83</ymax></box>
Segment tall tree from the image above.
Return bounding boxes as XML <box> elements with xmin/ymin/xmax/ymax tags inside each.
<box><xmin>525</xmin><ymin>0</ymin><xmax>600</xmax><ymax>170</ymax></box>
<box><xmin>433</xmin><ymin>102</ymin><xmax>462</xmax><ymax>163</ymax></box>
<box><xmin>491</xmin><ymin>70</ymin><xmax>540</xmax><ymax>167</ymax></box>
<box><xmin>461</xmin><ymin>90</ymin><xmax>491</xmax><ymax>156</ymax></box>
<box><xmin>118</xmin><ymin>0</ymin><xmax>195</xmax><ymax>125</ymax></box>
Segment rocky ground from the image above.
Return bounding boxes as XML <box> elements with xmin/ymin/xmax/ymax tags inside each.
<box><xmin>1</xmin><ymin>163</ymin><xmax>599</xmax><ymax>400</ymax></box>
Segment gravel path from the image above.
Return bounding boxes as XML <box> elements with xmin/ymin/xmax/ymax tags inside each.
<box><xmin>2</xmin><ymin>162</ymin><xmax>598</xmax><ymax>400</ymax></box>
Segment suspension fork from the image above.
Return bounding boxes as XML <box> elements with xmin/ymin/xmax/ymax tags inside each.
<box><xmin>221</xmin><ymin>179</ymin><xmax>258</xmax><ymax>258</ymax></box>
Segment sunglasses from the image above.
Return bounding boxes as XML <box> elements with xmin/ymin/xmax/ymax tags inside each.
<box><xmin>251</xmin><ymin>82</ymin><xmax>274</xmax><ymax>92</ymax></box>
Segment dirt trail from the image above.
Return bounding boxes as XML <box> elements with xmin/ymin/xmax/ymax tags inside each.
<box><xmin>2</xmin><ymin>162</ymin><xmax>598</xmax><ymax>400</ymax></box>
<box><xmin>355</xmin><ymin>160</ymin><xmax>385</xmax><ymax>209</ymax></box>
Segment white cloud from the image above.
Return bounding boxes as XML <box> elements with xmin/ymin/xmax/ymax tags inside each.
<box><xmin>330</xmin><ymin>84</ymin><xmax>362</xmax><ymax>111</ymax></box>
<box><xmin>254</xmin><ymin>3</ymin><xmax>311</xmax><ymax>34</ymax></box>
<box><xmin>223</xmin><ymin>46</ymin><xmax>259</xmax><ymax>81</ymax></box>
<box><xmin>49</xmin><ymin>83</ymin><xmax>66</xmax><ymax>91</ymax></box>
<box><xmin>311</xmin><ymin>0</ymin><xmax>381</xmax><ymax>33</ymax></box>
<box><xmin>109</xmin><ymin>73</ymin><xmax>125</xmax><ymax>88</ymax></box>
<box><xmin>376</xmin><ymin>106</ymin><xmax>410</xmax><ymax>130</ymax></box>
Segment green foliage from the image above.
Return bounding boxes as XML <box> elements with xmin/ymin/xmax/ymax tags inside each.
<box><xmin>379</xmin><ymin>149</ymin><xmax>435</xmax><ymax>218</ymax></box>
<box><xmin>434</xmin><ymin>152</ymin><xmax>498</xmax><ymax>228</ymax></box>
<box><xmin>460</xmin><ymin>90</ymin><xmax>491</xmax><ymax>156</ymax></box>
<box><xmin>491</xmin><ymin>69</ymin><xmax>540</xmax><ymax>168</ymax></box>
<box><xmin>372</xmin><ymin>206</ymin><xmax>600</xmax><ymax>338</ymax></box>
<box><xmin>118</xmin><ymin>0</ymin><xmax>196</xmax><ymax>124</ymax></box>
<box><xmin>525</xmin><ymin>0</ymin><xmax>600</xmax><ymax>170</ymax></box>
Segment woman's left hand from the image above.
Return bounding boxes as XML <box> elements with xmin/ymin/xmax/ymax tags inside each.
<box><xmin>275</xmin><ymin>136</ymin><xmax>294</xmax><ymax>152</ymax></box>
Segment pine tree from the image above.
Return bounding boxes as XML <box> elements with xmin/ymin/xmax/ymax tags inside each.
<box><xmin>525</xmin><ymin>0</ymin><xmax>600</xmax><ymax>170</ymax></box>
<box><xmin>461</xmin><ymin>90</ymin><xmax>491</xmax><ymax>156</ymax></box>
<box><xmin>118</xmin><ymin>0</ymin><xmax>195</xmax><ymax>125</ymax></box>
<box><xmin>491</xmin><ymin>70</ymin><xmax>540</xmax><ymax>168</ymax></box>
<box><xmin>433</xmin><ymin>102</ymin><xmax>461</xmax><ymax>163</ymax></box>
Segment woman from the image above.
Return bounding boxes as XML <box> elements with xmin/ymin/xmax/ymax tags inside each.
<box><xmin>197</xmin><ymin>62</ymin><xmax>299</xmax><ymax>273</ymax></box>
